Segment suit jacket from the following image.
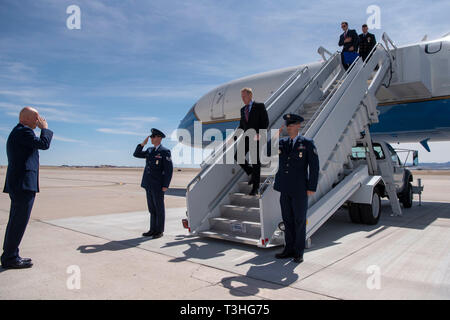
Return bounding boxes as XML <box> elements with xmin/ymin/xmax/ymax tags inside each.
<box><xmin>133</xmin><ymin>144</ymin><xmax>173</xmax><ymax>190</ymax></box>
<box><xmin>273</xmin><ymin>136</ymin><xmax>320</xmax><ymax>197</ymax></box>
<box><xmin>238</xmin><ymin>102</ymin><xmax>269</xmax><ymax>134</ymax></box>
<box><xmin>339</xmin><ymin>29</ymin><xmax>359</xmax><ymax>52</ymax></box>
<box><xmin>3</xmin><ymin>123</ymin><xmax>53</xmax><ymax>193</ymax></box>
<box><xmin>358</xmin><ymin>32</ymin><xmax>376</xmax><ymax>58</ymax></box>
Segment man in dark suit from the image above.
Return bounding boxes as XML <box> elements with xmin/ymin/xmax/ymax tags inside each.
<box><xmin>274</xmin><ymin>114</ymin><xmax>319</xmax><ymax>264</ymax></box>
<box><xmin>2</xmin><ymin>107</ymin><xmax>53</xmax><ymax>269</ymax></box>
<box><xmin>235</xmin><ymin>87</ymin><xmax>269</xmax><ymax>195</ymax></box>
<box><xmin>133</xmin><ymin>128</ymin><xmax>173</xmax><ymax>239</ymax></box>
<box><xmin>358</xmin><ymin>24</ymin><xmax>377</xmax><ymax>62</ymax></box>
<box><xmin>339</xmin><ymin>21</ymin><xmax>360</xmax><ymax>70</ymax></box>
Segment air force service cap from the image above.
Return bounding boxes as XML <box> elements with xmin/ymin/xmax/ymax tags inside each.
<box><xmin>150</xmin><ymin>128</ymin><xmax>166</xmax><ymax>138</ymax></box>
<box><xmin>283</xmin><ymin>113</ymin><xmax>304</xmax><ymax>126</ymax></box>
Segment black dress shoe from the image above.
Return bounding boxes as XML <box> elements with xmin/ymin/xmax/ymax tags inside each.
<box><xmin>142</xmin><ymin>231</ymin><xmax>155</xmax><ymax>237</ymax></box>
<box><xmin>152</xmin><ymin>232</ymin><xmax>163</xmax><ymax>239</ymax></box>
<box><xmin>19</xmin><ymin>257</ymin><xmax>32</xmax><ymax>263</ymax></box>
<box><xmin>2</xmin><ymin>259</ymin><xmax>33</xmax><ymax>269</ymax></box>
<box><xmin>249</xmin><ymin>185</ymin><xmax>259</xmax><ymax>196</ymax></box>
<box><xmin>293</xmin><ymin>256</ymin><xmax>304</xmax><ymax>264</ymax></box>
<box><xmin>275</xmin><ymin>251</ymin><xmax>294</xmax><ymax>259</ymax></box>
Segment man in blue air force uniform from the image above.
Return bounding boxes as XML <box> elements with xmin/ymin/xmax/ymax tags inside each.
<box><xmin>2</xmin><ymin>107</ymin><xmax>53</xmax><ymax>269</ymax></box>
<box><xmin>133</xmin><ymin>128</ymin><xmax>173</xmax><ymax>239</ymax></box>
<box><xmin>273</xmin><ymin>114</ymin><xmax>319</xmax><ymax>264</ymax></box>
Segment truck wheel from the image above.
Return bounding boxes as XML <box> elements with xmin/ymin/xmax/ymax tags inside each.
<box><xmin>348</xmin><ymin>203</ymin><xmax>362</xmax><ymax>224</ymax></box>
<box><xmin>360</xmin><ymin>190</ymin><xmax>381</xmax><ymax>225</ymax></box>
<box><xmin>401</xmin><ymin>182</ymin><xmax>413</xmax><ymax>208</ymax></box>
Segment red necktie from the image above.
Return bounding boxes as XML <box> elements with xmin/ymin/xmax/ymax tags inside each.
<box><xmin>245</xmin><ymin>105</ymin><xmax>249</xmax><ymax>122</ymax></box>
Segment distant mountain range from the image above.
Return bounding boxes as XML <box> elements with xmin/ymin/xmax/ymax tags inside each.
<box><xmin>414</xmin><ymin>162</ymin><xmax>450</xmax><ymax>170</ymax></box>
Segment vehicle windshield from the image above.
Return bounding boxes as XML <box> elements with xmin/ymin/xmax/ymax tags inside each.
<box><xmin>386</xmin><ymin>143</ymin><xmax>402</xmax><ymax>166</ymax></box>
<box><xmin>351</xmin><ymin>143</ymin><xmax>385</xmax><ymax>160</ymax></box>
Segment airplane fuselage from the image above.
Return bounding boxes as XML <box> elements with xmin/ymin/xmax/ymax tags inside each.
<box><xmin>178</xmin><ymin>35</ymin><xmax>450</xmax><ymax>146</ymax></box>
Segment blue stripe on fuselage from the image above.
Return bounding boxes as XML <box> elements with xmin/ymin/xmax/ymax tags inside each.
<box><xmin>371</xmin><ymin>97</ymin><xmax>450</xmax><ymax>134</ymax></box>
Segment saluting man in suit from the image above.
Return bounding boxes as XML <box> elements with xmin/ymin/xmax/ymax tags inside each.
<box><xmin>235</xmin><ymin>87</ymin><xmax>269</xmax><ymax>195</ymax></box>
<box><xmin>274</xmin><ymin>114</ymin><xmax>319</xmax><ymax>264</ymax></box>
<box><xmin>2</xmin><ymin>107</ymin><xmax>53</xmax><ymax>269</ymax></box>
<box><xmin>134</xmin><ymin>128</ymin><xmax>173</xmax><ymax>239</ymax></box>
<box><xmin>339</xmin><ymin>21</ymin><xmax>360</xmax><ymax>70</ymax></box>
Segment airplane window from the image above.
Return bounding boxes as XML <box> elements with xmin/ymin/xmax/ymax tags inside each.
<box><xmin>425</xmin><ymin>42</ymin><xmax>442</xmax><ymax>54</ymax></box>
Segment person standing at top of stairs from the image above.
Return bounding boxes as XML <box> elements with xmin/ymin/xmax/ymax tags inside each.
<box><xmin>358</xmin><ymin>24</ymin><xmax>377</xmax><ymax>62</ymax></box>
<box><xmin>234</xmin><ymin>87</ymin><xmax>269</xmax><ymax>196</ymax></box>
<box><xmin>273</xmin><ymin>114</ymin><xmax>320</xmax><ymax>264</ymax></box>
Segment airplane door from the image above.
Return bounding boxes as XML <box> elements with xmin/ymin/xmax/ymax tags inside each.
<box><xmin>211</xmin><ymin>86</ymin><xmax>227</xmax><ymax>119</ymax></box>
<box><xmin>387</xmin><ymin>145</ymin><xmax>404</xmax><ymax>189</ymax></box>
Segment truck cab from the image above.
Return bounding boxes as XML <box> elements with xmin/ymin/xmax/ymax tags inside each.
<box><xmin>347</xmin><ymin>139</ymin><xmax>420</xmax><ymax>225</ymax></box>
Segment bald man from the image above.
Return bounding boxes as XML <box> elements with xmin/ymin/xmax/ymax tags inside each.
<box><xmin>1</xmin><ymin>107</ymin><xmax>53</xmax><ymax>269</ymax></box>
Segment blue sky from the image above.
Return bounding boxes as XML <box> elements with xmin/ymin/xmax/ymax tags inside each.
<box><xmin>1</xmin><ymin>0</ymin><xmax>449</xmax><ymax>166</ymax></box>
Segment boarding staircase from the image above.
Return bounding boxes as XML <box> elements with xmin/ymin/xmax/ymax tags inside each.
<box><xmin>186</xmin><ymin>42</ymin><xmax>399</xmax><ymax>247</ymax></box>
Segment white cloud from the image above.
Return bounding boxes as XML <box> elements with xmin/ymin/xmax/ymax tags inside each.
<box><xmin>0</xmin><ymin>61</ymin><xmax>36</xmax><ymax>83</ymax></box>
<box><xmin>114</xmin><ymin>116</ymin><xmax>159</xmax><ymax>123</ymax></box>
<box><xmin>53</xmin><ymin>135</ymin><xmax>85</xmax><ymax>144</ymax></box>
<box><xmin>96</xmin><ymin>128</ymin><xmax>143</xmax><ymax>136</ymax></box>
<box><xmin>0</xmin><ymin>102</ymin><xmax>21</xmax><ymax>111</ymax></box>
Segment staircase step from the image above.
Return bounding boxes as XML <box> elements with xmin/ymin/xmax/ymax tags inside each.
<box><xmin>229</xmin><ymin>193</ymin><xmax>260</xmax><ymax>207</ymax></box>
<box><xmin>302</xmin><ymin>109</ymin><xmax>317</xmax><ymax>117</ymax></box>
<box><xmin>199</xmin><ymin>230</ymin><xmax>260</xmax><ymax>246</ymax></box>
<box><xmin>210</xmin><ymin>217</ymin><xmax>261</xmax><ymax>238</ymax></box>
<box><xmin>303</xmin><ymin>101</ymin><xmax>322</xmax><ymax>110</ymax></box>
<box><xmin>238</xmin><ymin>181</ymin><xmax>252</xmax><ymax>193</ymax></box>
<box><xmin>220</xmin><ymin>205</ymin><xmax>260</xmax><ymax>222</ymax></box>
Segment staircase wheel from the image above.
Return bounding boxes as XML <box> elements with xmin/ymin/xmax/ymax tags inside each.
<box><xmin>360</xmin><ymin>190</ymin><xmax>381</xmax><ymax>225</ymax></box>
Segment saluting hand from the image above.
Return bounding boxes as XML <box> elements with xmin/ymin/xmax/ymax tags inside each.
<box><xmin>141</xmin><ymin>136</ymin><xmax>150</xmax><ymax>147</ymax></box>
<box><xmin>277</xmin><ymin>125</ymin><xmax>285</xmax><ymax>137</ymax></box>
<box><xmin>37</xmin><ymin>115</ymin><xmax>48</xmax><ymax>129</ymax></box>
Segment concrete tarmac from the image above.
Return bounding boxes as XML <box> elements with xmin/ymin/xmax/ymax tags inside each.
<box><xmin>0</xmin><ymin>167</ymin><xmax>449</xmax><ymax>299</ymax></box>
